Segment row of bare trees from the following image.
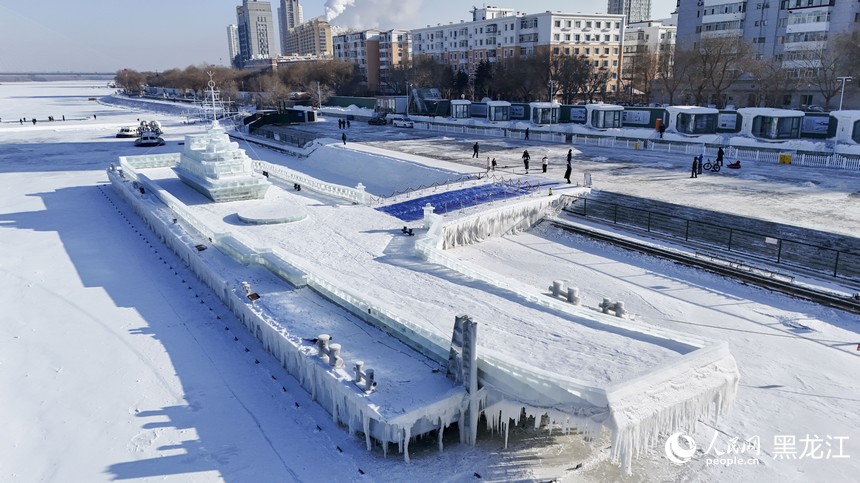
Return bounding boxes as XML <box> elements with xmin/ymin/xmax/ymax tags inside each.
<box><xmin>383</xmin><ymin>45</ymin><xmax>616</xmax><ymax>104</ymax></box>
<box><xmin>116</xmin><ymin>30</ymin><xmax>859</xmax><ymax>111</ymax></box>
<box><xmin>115</xmin><ymin>60</ymin><xmax>358</xmax><ymax>108</ymax></box>
<box><xmin>625</xmin><ymin>31</ymin><xmax>860</xmax><ymax>109</ymax></box>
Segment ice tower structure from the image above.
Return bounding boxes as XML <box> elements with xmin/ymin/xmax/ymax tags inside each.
<box><xmin>174</xmin><ymin>119</ymin><xmax>271</xmax><ymax>202</ymax></box>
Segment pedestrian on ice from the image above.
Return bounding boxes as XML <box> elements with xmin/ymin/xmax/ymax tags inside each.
<box><xmin>342</xmin><ymin>132</ymin><xmax>347</xmax><ymax>145</ymax></box>
<box><xmin>491</xmin><ymin>158</ymin><xmax>497</xmax><ymax>171</ymax></box>
<box><xmin>32</xmin><ymin>118</ymin><xmax>37</xmax><ymax>125</ymax></box>
<box><xmin>522</xmin><ymin>149</ymin><xmax>530</xmax><ymax>173</ymax></box>
<box><xmin>472</xmin><ymin>142</ymin><xmax>479</xmax><ymax>158</ymax></box>
<box><xmin>346</xmin><ymin>119</ymin><xmax>351</xmax><ymax>128</ymax></box>
<box><xmin>691</xmin><ymin>156</ymin><xmax>699</xmax><ymax>178</ymax></box>
<box><xmin>717</xmin><ymin>146</ymin><xmax>725</xmax><ymax>166</ymax></box>
<box><xmin>567</xmin><ymin>148</ymin><xmax>572</xmax><ymax>164</ymax></box>
<box><xmin>486</xmin><ymin>157</ymin><xmax>492</xmax><ymax>172</ymax></box>
<box><xmin>564</xmin><ymin>159</ymin><xmax>572</xmax><ymax>184</ymax></box>
<box><xmin>697</xmin><ymin>154</ymin><xmax>704</xmax><ymax>175</ymax></box>
<box><xmin>524</xmin><ymin>127</ymin><xmax>530</xmax><ymax>140</ymax></box>
<box><xmin>542</xmin><ymin>155</ymin><xmax>548</xmax><ymax>173</ymax></box>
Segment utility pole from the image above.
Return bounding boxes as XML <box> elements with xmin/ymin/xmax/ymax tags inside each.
<box><xmin>837</xmin><ymin>76</ymin><xmax>852</xmax><ymax>111</ymax></box>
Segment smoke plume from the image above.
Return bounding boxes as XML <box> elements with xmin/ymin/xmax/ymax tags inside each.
<box><xmin>324</xmin><ymin>0</ymin><xmax>424</xmax><ymax>29</ymax></box>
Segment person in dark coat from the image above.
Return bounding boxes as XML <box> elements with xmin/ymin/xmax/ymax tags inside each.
<box><xmin>32</xmin><ymin>118</ymin><xmax>37</xmax><ymax>125</ymax></box>
<box><xmin>491</xmin><ymin>157</ymin><xmax>497</xmax><ymax>171</ymax></box>
<box><xmin>524</xmin><ymin>127</ymin><xmax>530</xmax><ymax>140</ymax></box>
<box><xmin>542</xmin><ymin>155</ymin><xmax>548</xmax><ymax>173</ymax></box>
<box><xmin>564</xmin><ymin>160</ymin><xmax>572</xmax><ymax>184</ymax></box>
<box><xmin>691</xmin><ymin>156</ymin><xmax>699</xmax><ymax>178</ymax></box>
<box><xmin>697</xmin><ymin>154</ymin><xmax>704</xmax><ymax>174</ymax></box>
<box><xmin>342</xmin><ymin>132</ymin><xmax>347</xmax><ymax>145</ymax></box>
<box><xmin>472</xmin><ymin>142</ymin><xmax>479</xmax><ymax>158</ymax></box>
<box><xmin>522</xmin><ymin>149</ymin><xmax>530</xmax><ymax>173</ymax></box>
<box><xmin>716</xmin><ymin>146</ymin><xmax>725</xmax><ymax>165</ymax></box>
<box><xmin>566</xmin><ymin>148</ymin><xmax>572</xmax><ymax>164</ymax></box>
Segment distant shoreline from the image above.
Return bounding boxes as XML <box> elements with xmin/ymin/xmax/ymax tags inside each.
<box><xmin>0</xmin><ymin>73</ymin><xmax>114</xmax><ymax>82</ymax></box>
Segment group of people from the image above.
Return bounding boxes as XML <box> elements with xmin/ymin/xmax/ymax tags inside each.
<box><xmin>691</xmin><ymin>146</ymin><xmax>740</xmax><ymax>178</ymax></box>
<box><xmin>338</xmin><ymin>118</ymin><xmax>351</xmax><ymax>129</ymax></box>
<box><xmin>481</xmin><ymin>146</ymin><xmax>574</xmax><ymax>184</ymax></box>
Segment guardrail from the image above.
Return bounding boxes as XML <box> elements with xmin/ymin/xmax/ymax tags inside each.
<box><xmin>566</xmin><ymin>196</ymin><xmax>860</xmax><ymax>281</ymax></box>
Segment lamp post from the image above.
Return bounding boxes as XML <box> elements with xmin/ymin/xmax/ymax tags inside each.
<box><xmin>837</xmin><ymin>76</ymin><xmax>852</xmax><ymax>111</ymax></box>
<box><xmin>406</xmin><ymin>81</ymin><xmax>410</xmax><ymax>118</ymax></box>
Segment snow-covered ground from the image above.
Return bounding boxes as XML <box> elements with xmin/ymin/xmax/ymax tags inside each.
<box><xmin>1</xmin><ymin>82</ymin><xmax>858</xmax><ymax>482</ymax></box>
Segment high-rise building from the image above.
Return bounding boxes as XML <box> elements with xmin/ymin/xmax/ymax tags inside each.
<box><xmin>283</xmin><ymin>18</ymin><xmax>332</xmax><ymax>57</ymax></box>
<box><xmin>227</xmin><ymin>24</ymin><xmax>241</xmax><ymax>68</ymax></box>
<box><xmin>608</xmin><ymin>0</ymin><xmax>652</xmax><ymax>24</ymax></box>
<box><xmin>278</xmin><ymin>0</ymin><xmax>303</xmax><ymax>55</ymax></box>
<box><xmin>236</xmin><ymin>0</ymin><xmax>277</xmax><ymax>67</ymax></box>
<box><xmin>622</xmin><ymin>18</ymin><xmax>676</xmax><ymax>100</ymax></box>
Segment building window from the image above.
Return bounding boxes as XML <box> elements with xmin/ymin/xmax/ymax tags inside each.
<box><xmin>554</xmin><ymin>20</ymin><xmax>561</xmax><ymax>27</ymax></box>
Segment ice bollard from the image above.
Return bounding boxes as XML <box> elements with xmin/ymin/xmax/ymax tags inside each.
<box><xmin>567</xmin><ymin>287</ymin><xmax>580</xmax><ymax>305</ymax></box>
<box><xmin>365</xmin><ymin>369</ymin><xmax>376</xmax><ymax>392</ymax></box>
<box><xmin>354</xmin><ymin>361</ymin><xmax>364</xmax><ymax>381</ymax></box>
<box><xmin>551</xmin><ymin>280</ymin><xmax>563</xmax><ymax>297</ymax></box>
<box><xmin>600</xmin><ymin>298</ymin><xmax>613</xmax><ymax>314</ymax></box>
<box><xmin>317</xmin><ymin>334</ymin><xmax>331</xmax><ymax>361</ymax></box>
<box><xmin>328</xmin><ymin>343</ymin><xmax>344</xmax><ymax>368</ymax></box>
<box><xmin>613</xmin><ymin>301</ymin><xmax>627</xmax><ymax>318</ymax></box>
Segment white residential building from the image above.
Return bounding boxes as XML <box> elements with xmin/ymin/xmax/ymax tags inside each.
<box><xmin>410</xmin><ymin>7</ymin><xmax>625</xmax><ymax>93</ymax></box>
<box><xmin>227</xmin><ymin>24</ymin><xmax>241</xmax><ymax>68</ymax></box>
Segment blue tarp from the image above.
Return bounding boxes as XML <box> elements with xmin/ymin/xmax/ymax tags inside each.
<box><xmin>378</xmin><ymin>180</ymin><xmax>558</xmax><ymax>221</ymax></box>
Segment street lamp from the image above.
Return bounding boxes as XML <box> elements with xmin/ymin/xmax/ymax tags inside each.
<box><xmin>837</xmin><ymin>76</ymin><xmax>852</xmax><ymax>111</ymax></box>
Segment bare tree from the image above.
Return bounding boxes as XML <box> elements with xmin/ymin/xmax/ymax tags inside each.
<box><xmin>697</xmin><ymin>36</ymin><xmax>752</xmax><ymax>108</ymax></box>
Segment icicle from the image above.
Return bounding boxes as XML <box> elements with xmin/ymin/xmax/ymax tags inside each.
<box><xmin>403</xmin><ymin>426</ymin><xmax>411</xmax><ymax>463</ymax></box>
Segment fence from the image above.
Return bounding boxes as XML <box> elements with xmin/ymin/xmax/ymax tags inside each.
<box><xmin>566</xmin><ymin>196</ymin><xmax>860</xmax><ymax>281</ymax></box>
<box><xmin>570</xmin><ymin>134</ymin><xmax>860</xmax><ymax>171</ymax></box>
<box><xmin>422</xmin><ymin>122</ymin><xmax>568</xmax><ymax>144</ymax></box>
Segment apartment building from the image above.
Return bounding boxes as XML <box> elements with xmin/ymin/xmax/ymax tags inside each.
<box><xmin>410</xmin><ymin>7</ymin><xmax>625</xmax><ymax>93</ymax></box>
<box><xmin>236</xmin><ymin>0</ymin><xmax>277</xmax><ymax>66</ymax></box>
<box><xmin>283</xmin><ymin>18</ymin><xmax>332</xmax><ymax>56</ymax></box>
<box><xmin>676</xmin><ymin>0</ymin><xmax>860</xmax><ymax>107</ymax></box>
<box><xmin>333</xmin><ymin>29</ymin><xmax>411</xmax><ymax>92</ymax></box>
<box><xmin>622</xmin><ymin>17</ymin><xmax>676</xmax><ymax>96</ymax></box>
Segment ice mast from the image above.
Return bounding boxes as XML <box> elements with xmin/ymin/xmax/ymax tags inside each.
<box><xmin>173</xmin><ymin>74</ymin><xmax>270</xmax><ymax>202</ymax></box>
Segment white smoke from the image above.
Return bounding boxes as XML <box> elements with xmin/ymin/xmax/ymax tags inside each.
<box><xmin>324</xmin><ymin>0</ymin><xmax>424</xmax><ymax>28</ymax></box>
<box><xmin>324</xmin><ymin>0</ymin><xmax>355</xmax><ymax>22</ymax></box>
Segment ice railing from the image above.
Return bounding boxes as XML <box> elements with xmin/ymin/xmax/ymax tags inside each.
<box><xmin>415</xmin><ymin>194</ymin><xmax>740</xmax><ymax>470</ymax></box>
<box><xmin>252</xmin><ymin>160</ymin><xmax>368</xmax><ymax>205</ymax></box>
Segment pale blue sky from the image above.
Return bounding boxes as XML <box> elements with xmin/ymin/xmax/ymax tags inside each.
<box><xmin>0</xmin><ymin>1</ymin><xmax>675</xmax><ymax>72</ymax></box>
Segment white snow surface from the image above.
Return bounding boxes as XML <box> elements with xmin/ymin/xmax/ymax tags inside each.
<box><xmin>1</xmin><ymin>82</ymin><xmax>859</xmax><ymax>482</ymax></box>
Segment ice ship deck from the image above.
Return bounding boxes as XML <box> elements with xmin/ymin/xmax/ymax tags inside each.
<box><xmin>111</xmin><ymin>153</ymin><xmax>738</xmax><ymax>473</ymax></box>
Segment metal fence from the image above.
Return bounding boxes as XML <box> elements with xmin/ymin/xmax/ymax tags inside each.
<box><xmin>566</xmin><ymin>196</ymin><xmax>860</xmax><ymax>281</ymax></box>
<box><xmin>570</xmin><ymin>135</ymin><xmax>860</xmax><ymax>171</ymax></box>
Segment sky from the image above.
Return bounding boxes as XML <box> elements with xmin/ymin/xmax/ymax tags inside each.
<box><xmin>0</xmin><ymin>0</ymin><xmax>676</xmax><ymax>73</ymax></box>
<box><xmin>1</xmin><ymin>81</ymin><xmax>857</xmax><ymax>482</ymax></box>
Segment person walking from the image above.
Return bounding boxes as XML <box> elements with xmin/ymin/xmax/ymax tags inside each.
<box><xmin>697</xmin><ymin>153</ymin><xmax>704</xmax><ymax>175</ymax></box>
<box><xmin>691</xmin><ymin>156</ymin><xmax>699</xmax><ymax>178</ymax></box>
<box><xmin>522</xmin><ymin>149</ymin><xmax>530</xmax><ymax>173</ymax></box>
<box><xmin>541</xmin><ymin>155</ymin><xmax>548</xmax><ymax>173</ymax></box>
<box><xmin>486</xmin><ymin>157</ymin><xmax>492</xmax><ymax>173</ymax></box>
<box><xmin>342</xmin><ymin>132</ymin><xmax>347</xmax><ymax>145</ymax></box>
<box><xmin>716</xmin><ymin>146</ymin><xmax>725</xmax><ymax>166</ymax></box>
<box><xmin>472</xmin><ymin>142</ymin><xmax>479</xmax><ymax>158</ymax></box>
<box><xmin>524</xmin><ymin>127</ymin><xmax>530</xmax><ymax>140</ymax></box>
<box><xmin>566</xmin><ymin>148</ymin><xmax>572</xmax><ymax>164</ymax></box>
<box><xmin>564</xmin><ymin>159</ymin><xmax>572</xmax><ymax>184</ymax></box>
<box><xmin>346</xmin><ymin>119</ymin><xmax>351</xmax><ymax>128</ymax></box>
<box><xmin>32</xmin><ymin>118</ymin><xmax>37</xmax><ymax>125</ymax></box>
<box><xmin>491</xmin><ymin>157</ymin><xmax>497</xmax><ymax>171</ymax></box>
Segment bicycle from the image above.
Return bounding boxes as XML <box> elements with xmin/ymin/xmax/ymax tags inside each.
<box><xmin>702</xmin><ymin>158</ymin><xmax>721</xmax><ymax>172</ymax></box>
